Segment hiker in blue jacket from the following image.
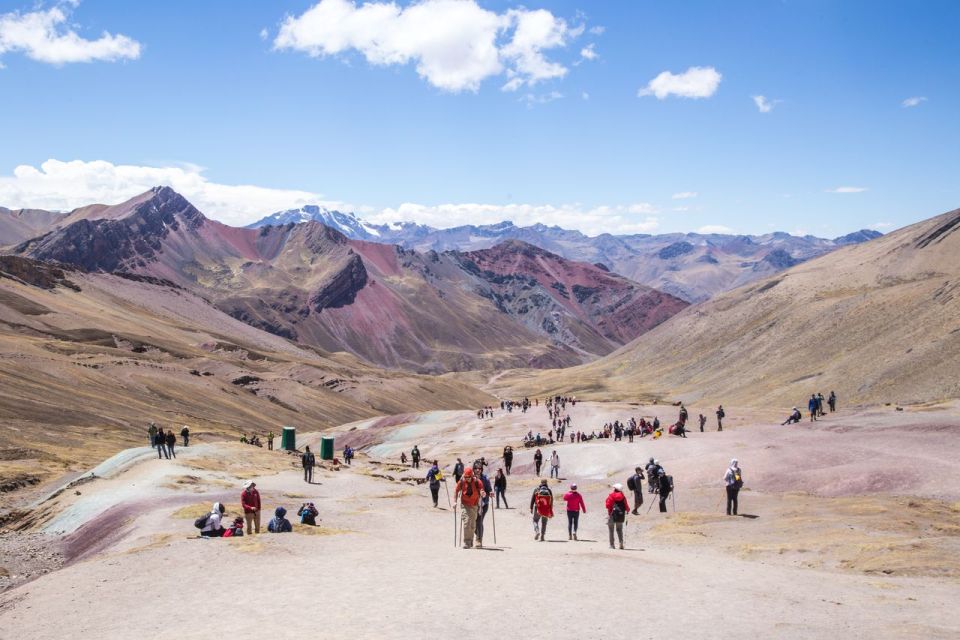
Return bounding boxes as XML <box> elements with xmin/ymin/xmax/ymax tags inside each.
<box><xmin>425</xmin><ymin>460</ymin><xmax>444</xmax><ymax>507</ymax></box>
<box><xmin>808</xmin><ymin>394</ymin><xmax>819</xmax><ymax>422</ymax></box>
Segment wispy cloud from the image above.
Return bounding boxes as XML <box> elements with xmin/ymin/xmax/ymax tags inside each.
<box><xmin>825</xmin><ymin>186</ymin><xmax>868</xmax><ymax>193</ymax></box>
<box><xmin>901</xmin><ymin>96</ymin><xmax>927</xmax><ymax>108</ymax></box>
<box><xmin>672</xmin><ymin>191</ymin><xmax>698</xmax><ymax>200</ymax></box>
<box><xmin>639</xmin><ymin>66</ymin><xmax>721</xmax><ymax>100</ymax></box>
<box><xmin>0</xmin><ymin>3</ymin><xmax>141</xmax><ymax>66</ymax></box>
<box><xmin>697</xmin><ymin>224</ymin><xmax>734</xmax><ymax>234</ymax></box>
<box><xmin>752</xmin><ymin>95</ymin><xmax>780</xmax><ymax>113</ymax></box>
<box><xmin>520</xmin><ymin>91</ymin><xmax>563</xmax><ymax>108</ymax></box>
<box><xmin>579</xmin><ymin>43</ymin><xmax>597</xmax><ymax>61</ymax></box>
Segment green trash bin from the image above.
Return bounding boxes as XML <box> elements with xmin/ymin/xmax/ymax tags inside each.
<box><xmin>320</xmin><ymin>436</ymin><xmax>334</xmax><ymax>461</ymax></box>
<box><xmin>281</xmin><ymin>426</ymin><xmax>296</xmax><ymax>451</ymax></box>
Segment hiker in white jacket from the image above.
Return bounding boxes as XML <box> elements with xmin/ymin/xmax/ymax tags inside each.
<box><xmin>723</xmin><ymin>460</ymin><xmax>742</xmax><ymax>516</ymax></box>
<box><xmin>550</xmin><ymin>451</ymin><xmax>560</xmax><ymax>479</ymax></box>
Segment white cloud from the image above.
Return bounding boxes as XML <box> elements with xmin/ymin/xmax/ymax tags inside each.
<box><xmin>869</xmin><ymin>222</ymin><xmax>893</xmax><ymax>230</ymax></box>
<box><xmin>0</xmin><ymin>159</ymin><xmax>346</xmax><ymax>227</ymax></box>
<box><xmin>0</xmin><ymin>4</ymin><xmax>141</xmax><ymax>65</ymax></box>
<box><xmin>273</xmin><ymin>0</ymin><xmax>583</xmax><ymax>93</ymax></box>
<box><xmin>825</xmin><ymin>186</ymin><xmax>868</xmax><ymax>193</ymax></box>
<box><xmin>752</xmin><ymin>95</ymin><xmax>779</xmax><ymax>113</ymax></box>
<box><xmin>579</xmin><ymin>43</ymin><xmax>597</xmax><ymax>61</ymax></box>
<box><xmin>902</xmin><ymin>96</ymin><xmax>927</xmax><ymax>108</ymax></box>
<box><xmin>520</xmin><ymin>91</ymin><xmax>563</xmax><ymax>108</ymax></box>
<box><xmin>581</xmin><ymin>91</ymin><xmax>589</xmax><ymax>100</ymax></box>
<box><xmin>638</xmin><ymin>66</ymin><xmax>721</xmax><ymax>100</ymax></box>
<box><xmin>588</xmin><ymin>26</ymin><xmax>605</xmax><ymax>35</ymax></box>
<box><xmin>367</xmin><ymin>202</ymin><xmax>660</xmax><ymax>236</ymax></box>
<box><xmin>697</xmin><ymin>224</ymin><xmax>734</xmax><ymax>234</ymax></box>
<box><xmin>259</xmin><ymin>28</ymin><xmax>269</xmax><ymax>41</ymax></box>
<box><xmin>672</xmin><ymin>191</ymin><xmax>697</xmax><ymax>199</ymax></box>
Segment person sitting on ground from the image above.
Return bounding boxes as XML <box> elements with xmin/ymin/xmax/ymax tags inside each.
<box><xmin>200</xmin><ymin>502</ymin><xmax>226</xmax><ymax>537</ymax></box>
<box><xmin>297</xmin><ymin>502</ymin><xmax>319</xmax><ymax>526</ymax></box>
<box><xmin>268</xmin><ymin>506</ymin><xmax>293</xmax><ymax>533</ymax></box>
<box><xmin>782</xmin><ymin>408</ymin><xmax>802</xmax><ymax>425</ymax></box>
<box><xmin>222</xmin><ymin>516</ymin><xmax>245</xmax><ymax>537</ymax></box>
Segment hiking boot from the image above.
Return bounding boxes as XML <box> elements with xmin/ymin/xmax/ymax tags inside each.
<box><xmin>610</xmin><ymin>544</ymin><xmax>615</xmax><ymax>549</ymax></box>
<box><xmin>477</xmin><ymin>541</ymin><xmax>483</xmax><ymax>548</ymax></box>
<box><xmin>619</xmin><ymin>543</ymin><xmax>624</xmax><ymax>550</ymax></box>
<box><xmin>535</xmin><ymin>532</ymin><xmax>540</xmax><ymax>540</ymax></box>
<box><xmin>632</xmin><ymin>509</ymin><xmax>638</xmax><ymax>515</ymax></box>
<box><xmin>573</xmin><ymin>533</ymin><xmax>577</xmax><ymax>541</ymax></box>
<box><xmin>569</xmin><ymin>533</ymin><xmax>572</xmax><ymax>540</ymax></box>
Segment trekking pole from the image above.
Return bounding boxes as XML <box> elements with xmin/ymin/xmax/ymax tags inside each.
<box><xmin>443</xmin><ymin>479</ymin><xmax>452</xmax><ymax>508</ymax></box>
<box><xmin>454</xmin><ymin>504</ymin><xmax>458</xmax><ymax>548</ymax></box>
<box><xmin>490</xmin><ymin>497</ymin><xmax>497</xmax><ymax>544</ymax></box>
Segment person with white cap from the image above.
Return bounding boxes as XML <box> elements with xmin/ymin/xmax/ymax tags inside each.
<box><xmin>782</xmin><ymin>408</ymin><xmax>802</xmax><ymax>425</ymax></box>
<box><xmin>241</xmin><ymin>480</ymin><xmax>262</xmax><ymax>534</ymax></box>
<box><xmin>723</xmin><ymin>459</ymin><xmax>743</xmax><ymax>515</ymax></box>
<box><xmin>605</xmin><ymin>483</ymin><xmax>630</xmax><ymax>549</ymax></box>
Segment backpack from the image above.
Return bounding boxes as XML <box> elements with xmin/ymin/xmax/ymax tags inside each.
<box><xmin>732</xmin><ymin>470</ymin><xmax>743</xmax><ymax>490</ymax></box>
<box><xmin>610</xmin><ymin>496</ymin><xmax>626</xmax><ymax>523</ymax></box>
<box><xmin>535</xmin><ymin>488</ymin><xmax>552</xmax><ymax>513</ymax></box>
<box><xmin>626</xmin><ymin>475</ymin><xmax>636</xmax><ymax>492</ymax></box>
<box><xmin>194</xmin><ymin>513</ymin><xmax>210</xmax><ymax>529</ymax></box>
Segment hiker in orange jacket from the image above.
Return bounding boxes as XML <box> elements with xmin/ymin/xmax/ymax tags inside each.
<box><xmin>454</xmin><ymin>467</ymin><xmax>486</xmax><ymax>549</ymax></box>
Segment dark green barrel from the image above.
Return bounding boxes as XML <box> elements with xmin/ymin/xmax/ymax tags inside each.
<box><xmin>281</xmin><ymin>426</ymin><xmax>296</xmax><ymax>451</ymax></box>
<box><xmin>320</xmin><ymin>436</ymin><xmax>334</xmax><ymax>460</ymax></box>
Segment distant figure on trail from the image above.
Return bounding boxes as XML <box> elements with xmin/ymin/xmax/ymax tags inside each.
<box><xmin>401</xmin><ymin>452</ymin><xmax>408</xmax><ymax>465</ymax></box>
<box><xmin>268</xmin><ymin>506</ymin><xmax>292</xmax><ymax>533</ymax></box>
<box><xmin>699</xmin><ymin>414</ymin><xmax>706</xmax><ymax>433</ymax></box>
<box><xmin>298</xmin><ymin>502</ymin><xmax>318</xmax><ymax>526</ymax></box>
<box><xmin>180</xmin><ymin>425</ymin><xmax>190</xmax><ymax>447</ymax></box>
<box><xmin>343</xmin><ymin>446</ymin><xmax>354</xmax><ymax>466</ymax></box>
<box><xmin>530</xmin><ymin>479</ymin><xmax>554</xmax><ymax>541</ymax></box>
<box><xmin>645</xmin><ymin>458</ymin><xmax>660</xmax><ymax>494</ymax></box>
<box><xmin>267</xmin><ymin>431</ymin><xmax>274</xmax><ymax>451</ymax></box>
<box><xmin>494</xmin><ymin>468</ymin><xmax>508</xmax><ymax>509</ymax></box>
<box><xmin>454</xmin><ymin>467</ymin><xmax>486</xmax><ymax>549</ymax></box>
<box><xmin>724</xmin><ymin>459</ymin><xmax>743</xmax><ymax>516</ymax></box>
<box><xmin>453</xmin><ymin>458</ymin><xmax>465</xmax><ymax>483</ymax></box>
<box><xmin>828</xmin><ymin>391</ymin><xmax>837</xmax><ymax>413</ymax></box>
<box><xmin>657</xmin><ymin>470</ymin><xmax>673</xmax><ymax>513</ymax></box>
<box><xmin>165</xmin><ymin>430</ymin><xmax>177</xmax><ymax>459</ymax></box>
<box><xmin>563</xmin><ymin>483</ymin><xmax>586</xmax><ymax>541</ymax></box>
<box><xmin>425</xmin><ymin>460</ymin><xmax>444</xmax><ymax>508</ymax></box>
<box><xmin>678</xmin><ymin>404</ymin><xmax>688</xmax><ymax>426</ymax></box>
<box><xmin>534</xmin><ymin>449</ymin><xmax>543</xmax><ymax>477</ymax></box>
<box><xmin>301</xmin><ymin>446</ymin><xmax>316</xmax><ymax>483</ymax></box>
<box><xmin>411</xmin><ymin>446</ymin><xmax>421</xmax><ymax>469</ymax></box>
<box><xmin>503</xmin><ymin>446</ymin><xmax>514</xmax><ymax>475</ymax></box>
<box><xmin>716</xmin><ymin>406</ymin><xmax>725</xmax><ymax>431</ymax></box>
<box><xmin>198</xmin><ymin>502</ymin><xmax>225</xmax><ymax>537</ymax></box>
<box><xmin>550</xmin><ymin>450</ymin><xmax>560</xmax><ymax>479</ymax></box>
<box><xmin>148</xmin><ymin>422</ymin><xmax>158</xmax><ymax>448</ymax></box>
<box><xmin>241</xmin><ymin>480</ymin><xmax>261</xmax><ymax>535</ymax></box>
<box><xmin>782</xmin><ymin>408</ymin><xmax>802</xmax><ymax>425</ymax></box>
<box><xmin>808</xmin><ymin>394</ymin><xmax>818</xmax><ymax>422</ymax></box>
<box><xmin>817</xmin><ymin>393</ymin><xmax>826</xmax><ymax>417</ymax></box>
<box><xmin>605</xmin><ymin>484</ymin><xmax>629</xmax><ymax>549</ymax></box>
<box><xmin>155</xmin><ymin>428</ymin><xmax>170</xmax><ymax>460</ymax></box>
<box><xmin>627</xmin><ymin>466</ymin><xmax>645</xmax><ymax>514</ymax></box>
<box><xmin>474</xmin><ymin>462</ymin><xmax>493</xmax><ymax>547</ymax></box>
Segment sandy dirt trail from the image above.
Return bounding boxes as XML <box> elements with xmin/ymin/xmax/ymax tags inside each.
<box><xmin>1</xmin><ymin>402</ymin><xmax>959</xmax><ymax>639</ymax></box>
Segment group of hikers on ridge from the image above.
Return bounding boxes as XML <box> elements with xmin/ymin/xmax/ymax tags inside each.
<box><xmin>147</xmin><ymin>422</ymin><xmax>189</xmax><ymax>460</ymax></box>
<box><xmin>782</xmin><ymin>391</ymin><xmax>837</xmax><ymax>425</ymax></box>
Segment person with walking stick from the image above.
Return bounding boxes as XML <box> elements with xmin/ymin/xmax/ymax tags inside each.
<box><xmin>473</xmin><ymin>461</ymin><xmax>493</xmax><ymax>547</ymax></box>
<box><xmin>425</xmin><ymin>460</ymin><xmax>444</xmax><ymax>508</ymax></box>
<box><xmin>454</xmin><ymin>467</ymin><xmax>486</xmax><ymax>549</ymax></box>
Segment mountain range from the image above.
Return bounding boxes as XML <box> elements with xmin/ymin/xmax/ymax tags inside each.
<box><xmin>7</xmin><ymin>188</ymin><xmax>687</xmax><ymax>372</ymax></box>
<box><xmin>247</xmin><ymin>206</ymin><xmax>882</xmax><ymax>302</ymax></box>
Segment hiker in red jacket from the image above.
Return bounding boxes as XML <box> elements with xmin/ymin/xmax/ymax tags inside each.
<box><xmin>241</xmin><ymin>480</ymin><xmax>261</xmax><ymax>535</ymax></box>
<box><xmin>454</xmin><ymin>467</ymin><xmax>486</xmax><ymax>549</ymax></box>
<box><xmin>605</xmin><ymin>484</ymin><xmax>630</xmax><ymax>549</ymax></box>
<box><xmin>562</xmin><ymin>484</ymin><xmax>586</xmax><ymax>540</ymax></box>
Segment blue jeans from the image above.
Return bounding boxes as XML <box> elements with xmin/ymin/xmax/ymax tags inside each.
<box><xmin>550</xmin><ymin>466</ymin><xmax>559</xmax><ymax>478</ymax></box>
<box><xmin>567</xmin><ymin>510</ymin><xmax>580</xmax><ymax>535</ymax></box>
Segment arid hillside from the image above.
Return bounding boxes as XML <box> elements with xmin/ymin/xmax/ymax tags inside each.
<box><xmin>486</xmin><ymin>208</ymin><xmax>960</xmax><ymax>407</ymax></box>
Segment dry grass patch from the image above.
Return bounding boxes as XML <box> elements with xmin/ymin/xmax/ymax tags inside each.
<box><xmin>296</xmin><ymin>525</ymin><xmax>352</xmax><ymax>536</ymax></box>
<box><xmin>171</xmin><ymin>502</ymin><xmax>242</xmax><ymax>520</ymax></box>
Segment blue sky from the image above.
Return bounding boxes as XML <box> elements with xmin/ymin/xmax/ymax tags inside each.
<box><xmin>0</xmin><ymin>0</ymin><xmax>957</xmax><ymax>236</ymax></box>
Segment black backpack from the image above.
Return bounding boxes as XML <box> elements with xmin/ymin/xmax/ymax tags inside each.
<box><xmin>194</xmin><ymin>513</ymin><xmax>210</xmax><ymax>529</ymax></box>
<box><xmin>611</xmin><ymin>496</ymin><xmax>626</xmax><ymax>523</ymax></box>
<box><xmin>626</xmin><ymin>475</ymin><xmax>636</xmax><ymax>492</ymax></box>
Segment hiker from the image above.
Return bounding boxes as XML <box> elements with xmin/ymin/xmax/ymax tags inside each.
<box><xmin>222</xmin><ymin>516</ymin><xmax>245</xmax><ymax>537</ymax></box>
<box><xmin>563</xmin><ymin>483</ymin><xmax>586</xmax><ymax>540</ymax></box>
<box><xmin>148</xmin><ymin>422</ymin><xmax>158</xmax><ymax>448</ymax></box>
<box><xmin>817</xmin><ymin>393</ymin><xmax>826</xmax><ymax>417</ymax></box>
<box><xmin>530</xmin><ymin>479</ymin><xmax>554</xmax><ymax>541</ymax></box>
<box><xmin>716</xmin><ymin>405</ymin><xmax>725</xmax><ymax>431</ymax></box>
<box><xmin>199</xmin><ymin>502</ymin><xmax>226</xmax><ymax>537</ymax></box>
<box><xmin>671</xmin><ymin>422</ymin><xmax>687</xmax><ymax>438</ymax></box>
<box><xmin>549</xmin><ymin>450</ymin><xmax>560</xmax><ymax>479</ymax></box>
<box><xmin>605</xmin><ymin>484</ymin><xmax>630</xmax><ymax>549</ymax></box>
<box><xmin>180</xmin><ymin>425</ymin><xmax>190</xmax><ymax>447</ymax></box>
<box><xmin>627</xmin><ymin>466</ymin><xmax>645</xmax><ymax>514</ymax></box>
<box><xmin>808</xmin><ymin>394</ymin><xmax>818</xmax><ymax>422</ymax></box>
<box><xmin>699</xmin><ymin>414</ymin><xmax>706</xmax><ymax>432</ymax></box>
<box><xmin>533</xmin><ymin>449</ymin><xmax>543</xmax><ymax>476</ymax></box>
<box><xmin>268</xmin><ymin>506</ymin><xmax>292</xmax><ymax>533</ymax></box>
<box><xmin>453</xmin><ymin>458</ymin><xmax>465</xmax><ymax>483</ymax></box>
<box><xmin>411</xmin><ymin>446</ymin><xmax>421</xmax><ymax>469</ymax></box>
<box><xmin>657</xmin><ymin>470</ymin><xmax>673</xmax><ymax>513</ymax></box>
<box><xmin>301</xmin><ymin>446</ymin><xmax>316</xmax><ymax>483</ymax></box>
<box><xmin>401</xmin><ymin>452</ymin><xmax>407</xmax><ymax>465</ymax></box>
<box><xmin>474</xmin><ymin>463</ymin><xmax>493</xmax><ymax>547</ymax></box>
<box><xmin>494</xmin><ymin>468</ymin><xmax>508</xmax><ymax>508</ymax></box>
<box><xmin>828</xmin><ymin>391</ymin><xmax>837</xmax><ymax>413</ymax></box>
<box><xmin>297</xmin><ymin>502</ymin><xmax>318</xmax><ymax>526</ymax></box>
<box><xmin>241</xmin><ymin>480</ymin><xmax>261</xmax><ymax>534</ymax></box>
<box><xmin>503</xmin><ymin>446</ymin><xmax>514</xmax><ymax>475</ymax></box>
<box><xmin>155</xmin><ymin>428</ymin><xmax>170</xmax><ymax>460</ymax></box>
<box><xmin>645</xmin><ymin>458</ymin><xmax>660</xmax><ymax>494</ymax></box>
<box><xmin>425</xmin><ymin>460</ymin><xmax>444</xmax><ymax>508</ymax></box>
<box><xmin>267</xmin><ymin>432</ymin><xmax>274</xmax><ymax>451</ymax></box>
<box><xmin>724</xmin><ymin>459</ymin><xmax>743</xmax><ymax>516</ymax></box>
<box><xmin>454</xmin><ymin>468</ymin><xmax>485</xmax><ymax>549</ymax></box>
<box><xmin>782</xmin><ymin>408</ymin><xmax>802</xmax><ymax>425</ymax></box>
<box><xmin>344</xmin><ymin>445</ymin><xmax>354</xmax><ymax>466</ymax></box>
<box><xmin>679</xmin><ymin>405</ymin><xmax>688</xmax><ymax>425</ymax></box>
<box><xmin>165</xmin><ymin>430</ymin><xmax>177</xmax><ymax>459</ymax></box>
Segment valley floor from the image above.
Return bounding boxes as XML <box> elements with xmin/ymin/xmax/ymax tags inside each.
<box><xmin>1</xmin><ymin>402</ymin><xmax>959</xmax><ymax>639</ymax></box>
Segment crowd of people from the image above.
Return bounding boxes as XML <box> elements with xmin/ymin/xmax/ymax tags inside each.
<box><xmin>147</xmin><ymin>423</ymin><xmax>190</xmax><ymax>460</ymax></box>
<box><xmin>196</xmin><ymin>478</ymin><xmax>322</xmax><ymax>538</ymax></box>
<box><xmin>781</xmin><ymin>391</ymin><xmax>837</xmax><ymax>425</ymax></box>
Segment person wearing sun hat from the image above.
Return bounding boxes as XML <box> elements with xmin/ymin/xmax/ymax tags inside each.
<box><xmin>241</xmin><ymin>480</ymin><xmax>261</xmax><ymax>535</ymax></box>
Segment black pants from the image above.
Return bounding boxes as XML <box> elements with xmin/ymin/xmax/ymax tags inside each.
<box><xmin>726</xmin><ymin>486</ymin><xmax>739</xmax><ymax>515</ymax></box>
<box><xmin>476</xmin><ymin>502</ymin><xmax>488</xmax><ymax>542</ymax></box>
<box><xmin>632</xmin><ymin>490</ymin><xmax>643</xmax><ymax>513</ymax></box>
<box><xmin>659</xmin><ymin>491</ymin><xmax>670</xmax><ymax>512</ymax></box>
<box><xmin>167</xmin><ymin>442</ymin><xmax>176</xmax><ymax>458</ymax></box>
<box><xmin>505</xmin><ymin>459</ymin><xmax>512</xmax><ymax>474</ymax></box>
<box><xmin>413</xmin><ymin>459</ymin><xmax>419</xmax><ymax>469</ymax></box>
<box><xmin>430</xmin><ymin>484</ymin><xmax>439</xmax><ymax>506</ymax></box>
<box><xmin>567</xmin><ymin>510</ymin><xmax>580</xmax><ymax>535</ymax></box>
<box><xmin>535</xmin><ymin>461</ymin><xmax>542</xmax><ymax>476</ymax></box>
<box><xmin>182</xmin><ymin>436</ymin><xmax>189</xmax><ymax>447</ymax></box>
<box><xmin>304</xmin><ymin>466</ymin><xmax>313</xmax><ymax>483</ymax></box>
<box><xmin>495</xmin><ymin>488</ymin><xmax>508</xmax><ymax>508</ymax></box>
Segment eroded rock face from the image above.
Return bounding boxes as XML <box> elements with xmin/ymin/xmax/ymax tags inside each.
<box><xmin>310</xmin><ymin>253</ymin><xmax>368</xmax><ymax>311</ymax></box>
